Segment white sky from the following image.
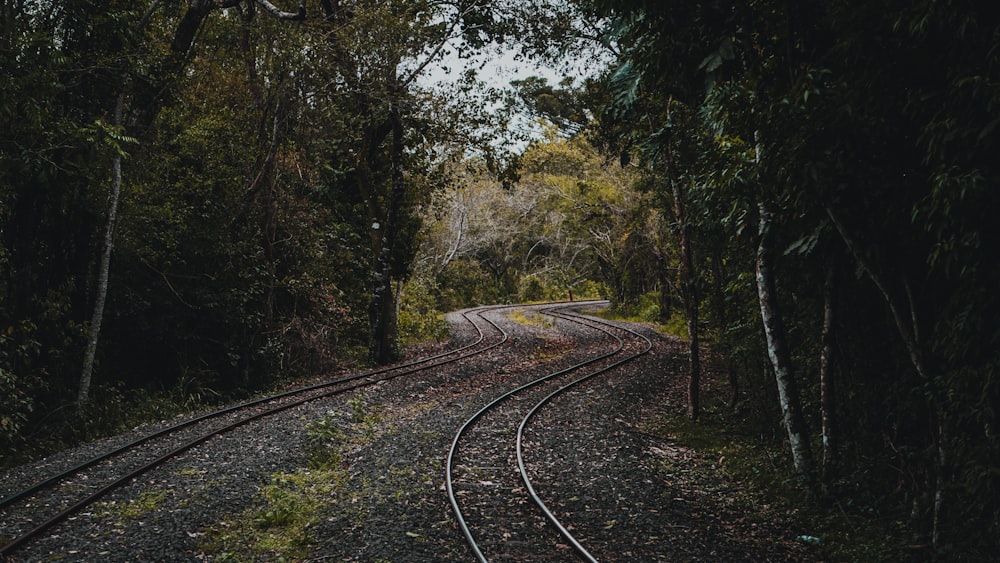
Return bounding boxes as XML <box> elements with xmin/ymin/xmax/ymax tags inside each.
<box><xmin>415</xmin><ymin>45</ymin><xmax>569</xmax><ymax>152</ymax></box>
<box><xmin>420</xmin><ymin>43</ymin><xmax>565</xmax><ymax>90</ymax></box>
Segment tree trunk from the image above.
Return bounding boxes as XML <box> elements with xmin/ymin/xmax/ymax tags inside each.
<box><xmin>77</xmin><ymin>1</ymin><xmax>206</xmax><ymax>408</ymax></box>
<box><xmin>756</xmin><ymin>200</ymin><xmax>814</xmax><ymax>483</ymax></box>
<box><xmin>819</xmin><ymin>258</ymin><xmax>838</xmax><ymax>491</ymax></box>
<box><xmin>78</xmin><ymin>94</ymin><xmax>125</xmax><ymax>409</ymax></box>
<box><xmin>664</xmin><ymin>102</ymin><xmax>700</xmax><ymax>421</ymax></box>
<box><xmin>825</xmin><ymin>206</ymin><xmax>948</xmax><ymax>545</ymax></box>
<box><xmin>932</xmin><ymin>411</ymin><xmax>949</xmax><ymax>551</ymax></box>
<box><xmin>672</xmin><ymin>180</ymin><xmax>700</xmax><ymax>421</ymax></box>
<box><xmin>354</xmin><ymin>114</ymin><xmax>392</xmax><ymax>363</ymax></box>
<box><xmin>656</xmin><ymin>252</ymin><xmax>672</xmax><ymax>323</ymax></box>
<box><xmin>825</xmin><ymin>208</ymin><xmax>926</xmax><ymax>379</ymax></box>
<box><xmin>368</xmin><ymin>92</ymin><xmax>406</xmax><ymax>364</ymax></box>
<box><xmin>711</xmin><ymin>250</ymin><xmax>739</xmax><ymax>410</ymax></box>
<box><xmin>438</xmin><ymin>209</ymin><xmax>465</xmax><ymax>275</ymax></box>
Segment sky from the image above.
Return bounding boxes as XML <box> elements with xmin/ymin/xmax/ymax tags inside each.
<box><xmin>417</xmin><ymin>35</ymin><xmax>612</xmax><ymax>154</ymax></box>
<box><xmin>420</xmin><ymin>44</ymin><xmax>565</xmax><ymax>91</ymax></box>
<box><xmin>414</xmin><ymin>44</ymin><xmax>569</xmax><ymax>152</ymax></box>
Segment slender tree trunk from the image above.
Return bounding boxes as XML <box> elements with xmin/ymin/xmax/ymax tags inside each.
<box><xmin>78</xmin><ymin>94</ymin><xmax>125</xmax><ymax>409</ymax></box>
<box><xmin>756</xmin><ymin>201</ymin><xmax>814</xmax><ymax>483</ymax></box>
<box><xmin>932</xmin><ymin>411</ymin><xmax>949</xmax><ymax>551</ymax></box>
<box><xmin>825</xmin><ymin>208</ymin><xmax>926</xmax><ymax>379</ymax></box>
<box><xmin>438</xmin><ymin>209</ymin><xmax>465</xmax><ymax>275</ymax></box>
<box><xmin>395</xmin><ymin>278</ymin><xmax>404</xmax><ymax>325</ymax></box>
<box><xmin>686</xmin><ymin>304</ymin><xmax>701</xmax><ymax>420</ymax></box>
<box><xmin>664</xmin><ymin>101</ymin><xmax>700</xmax><ymax>420</ymax></box>
<box><xmin>656</xmin><ymin>252</ymin><xmax>672</xmax><ymax>323</ymax></box>
<box><xmin>76</xmin><ymin>1</ymin><xmax>200</xmax><ymax>407</ymax></box>
<box><xmin>369</xmin><ymin>91</ymin><xmax>406</xmax><ymax>364</ymax></box>
<box><xmin>711</xmin><ymin>250</ymin><xmax>739</xmax><ymax>410</ymax></box>
<box><xmin>672</xmin><ymin>180</ymin><xmax>699</xmax><ymax>420</ymax></box>
<box><xmin>825</xmin><ymin>206</ymin><xmax>948</xmax><ymax>546</ymax></box>
<box><xmin>819</xmin><ymin>258</ymin><xmax>838</xmax><ymax>491</ymax></box>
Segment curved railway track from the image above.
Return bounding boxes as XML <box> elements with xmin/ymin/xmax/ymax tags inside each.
<box><xmin>0</xmin><ymin>303</ymin><xmax>521</xmax><ymax>558</ymax></box>
<box><xmin>446</xmin><ymin>302</ymin><xmax>652</xmax><ymax>562</ymax></box>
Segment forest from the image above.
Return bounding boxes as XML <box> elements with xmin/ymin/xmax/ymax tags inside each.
<box><xmin>1</xmin><ymin>0</ymin><xmax>997</xmax><ymax>558</ymax></box>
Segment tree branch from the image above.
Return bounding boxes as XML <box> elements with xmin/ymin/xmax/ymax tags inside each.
<box><xmin>826</xmin><ymin>206</ymin><xmax>926</xmax><ymax>380</ymax></box>
<box><xmin>253</xmin><ymin>0</ymin><xmax>305</xmax><ymax>21</ymax></box>
<box><xmin>399</xmin><ymin>0</ymin><xmax>486</xmax><ymax>88</ymax></box>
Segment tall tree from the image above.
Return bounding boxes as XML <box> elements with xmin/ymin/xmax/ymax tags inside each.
<box><xmin>755</xmin><ymin>200</ymin><xmax>813</xmax><ymax>481</ymax></box>
<box><xmin>76</xmin><ymin>0</ymin><xmax>307</xmax><ymax>406</ymax></box>
<box><xmin>583</xmin><ymin>0</ymin><xmax>1000</xmax><ymax>553</ymax></box>
<box><xmin>818</xmin><ymin>255</ymin><xmax>838</xmax><ymax>489</ymax></box>
<box><xmin>662</xmin><ymin>101</ymin><xmax>702</xmax><ymax>421</ymax></box>
<box><xmin>77</xmin><ymin>95</ymin><xmax>129</xmax><ymax>409</ymax></box>
<box><xmin>311</xmin><ymin>0</ymin><xmax>509</xmax><ymax>363</ymax></box>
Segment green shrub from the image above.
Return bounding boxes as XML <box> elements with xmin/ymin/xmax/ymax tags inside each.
<box><xmin>398</xmin><ymin>276</ymin><xmax>449</xmax><ymax>345</ymax></box>
<box><xmin>437</xmin><ymin>259</ymin><xmax>502</xmax><ymax>309</ymax></box>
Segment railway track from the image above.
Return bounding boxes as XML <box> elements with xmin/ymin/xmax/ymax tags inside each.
<box><xmin>446</xmin><ymin>302</ymin><xmax>652</xmax><ymax>562</ymax></box>
<box><xmin>0</xmin><ymin>303</ymin><xmax>517</xmax><ymax>559</ymax></box>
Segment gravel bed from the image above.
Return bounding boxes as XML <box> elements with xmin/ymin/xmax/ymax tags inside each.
<box><xmin>525</xmin><ymin>317</ymin><xmax>811</xmax><ymax>561</ymax></box>
<box><xmin>1</xmin><ymin>305</ymin><xmax>813</xmax><ymax>562</ymax></box>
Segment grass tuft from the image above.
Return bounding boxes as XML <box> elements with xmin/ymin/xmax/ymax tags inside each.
<box><xmin>507</xmin><ymin>309</ymin><xmax>555</xmax><ymax>328</ymax></box>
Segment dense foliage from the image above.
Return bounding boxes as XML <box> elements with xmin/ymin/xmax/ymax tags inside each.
<box><xmin>2</xmin><ymin>0</ymin><xmax>996</xmax><ymax>558</ymax></box>
<box><xmin>414</xmin><ymin>129</ymin><xmax>649</xmax><ymax>308</ymax></box>
<box><xmin>0</xmin><ymin>0</ymin><xmax>504</xmax><ymax>462</ymax></box>
<box><xmin>571</xmin><ymin>0</ymin><xmax>999</xmax><ymax>557</ymax></box>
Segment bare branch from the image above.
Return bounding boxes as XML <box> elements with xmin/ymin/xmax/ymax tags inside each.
<box><xmin>826</xmin><ymin>206</ymin><xmax>926</xmax><ymax>380</ymax></box>
<box><xmin>253</xmin><ymin>0</ymin><xmax>305</xmax><ymax>20</ymax></box>
<box><xmin>399</xmin><ymin>0</ymin><xmax>487</xmax><ymax>88</ymax></box>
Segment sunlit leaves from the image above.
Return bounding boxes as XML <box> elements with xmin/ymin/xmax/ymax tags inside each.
<box><xmin>414</xmin><ymin>131</ymin><xmax>643</xmax><ymax>306</ymax></box>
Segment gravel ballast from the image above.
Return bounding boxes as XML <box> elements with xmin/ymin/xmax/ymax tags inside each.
<box><xmin>1</xmin><ymin>305</ymin><xmax>812</xmax><ymax>561</ymax></box>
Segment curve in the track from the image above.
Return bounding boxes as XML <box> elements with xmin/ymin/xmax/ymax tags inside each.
<box><xmin>446</xmin><ymin>301</ymin><xmax>652</xmax><ymax>562</ymax></box>
<box><xmin>515</xmin><ymin>305</ymin><xmax>653</xmax><ymax>562</ymax></box>
<box><xmin>0</xmin><ymin>304</ymin><xmax>514</xmax><ymax>558</ymax></box>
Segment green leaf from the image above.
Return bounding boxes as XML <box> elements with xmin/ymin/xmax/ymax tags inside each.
<box><xmin>783</xmin><ymin>227</ymin><xmax>821</xmax><ymax>256</ymax></box>
<box><xmin>699</xmin><ymin>52</ymin><xmax>723</xmax><ymax>74</ymax></box>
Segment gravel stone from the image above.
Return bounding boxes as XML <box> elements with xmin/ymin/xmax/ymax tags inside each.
<box><xmin>1</xmin><ymin>304</ymin><xmax>811</xmax><ymax>562</ymax></box>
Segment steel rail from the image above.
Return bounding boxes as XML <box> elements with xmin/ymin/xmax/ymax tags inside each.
<box><xmin>1</xmin><ymin>304</ymin><xmax>509</xmax><ymax>512</ymax></box>
<box><xmin>446</xmin><ymin>300</ymin><xmax>634</xmax><ymax>562</ymax></box>
<box><xmin>514</xmin><ymin>306</ymin><xmax>653</xmax><ymax>563</ymax></box>
<box><xmin>0</xmin><ymin>304</ymin><xmax>513</xmax><ymax>558</ymax></box>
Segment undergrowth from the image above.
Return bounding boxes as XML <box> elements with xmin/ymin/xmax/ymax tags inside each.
<box><xmin>643</xmin><ymin>392</ymin><xmax>904</xmax><ymax>561</ymax></box>
<box><xmin>204</xmin><ymin>466</ymin><xmax>350</xmax><ymax>561</ymax></box>
<box><xmin>97</xmin><ymin>489</ymin><xmax>172</xmax><ymax>525</ymax></box>
<box><xmin>1</xmin><ymin>384</ymin><xmax>193</xmax><ymax>469</ymax></box>
<box><xmin>586</xmin><ymin>298</ymin><xmax>689</xmax><ymax>342</ymax></box>
<box><xmin>199</xmin><ymin>393</ymin><xmax>384</xmax><ymax>561</ymax></box>
<box><xmin>0</xmin><ymin>347</ymin><xmax>380</xmax><ymax>471</ymax></box>
<box><xmin>507</xmin><ymin>309</ymin><xmax>555</xmax><ymax>328</ymax></box>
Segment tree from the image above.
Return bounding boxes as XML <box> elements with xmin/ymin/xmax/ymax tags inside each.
<box><xmin>77</xmin><ymin>95</ymin><xmax>129</xmax><ymax>409</ymax></box>
<box><xmin>75</xmin><ymin>0</ymin><xmax>309</xmax><ymax>407</ymax></box>
<box><xmin>415</xmin><ymin>129</ymin><xmax>645</xmax><ymax>308</ymax></box>
<box><xmin>305</xmin><ymin>0</ymin><xmax>505</xmax><ymax>364</ymax></box>
<box><xmin>583</xmin><ymin>0</ymin><xmax>1000</xmax><ymax>553</ymax></box>
<box><xmin>1</xmin><ymin>1</ymin><xmax>140</xmax><ymax>419</ymax></box>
